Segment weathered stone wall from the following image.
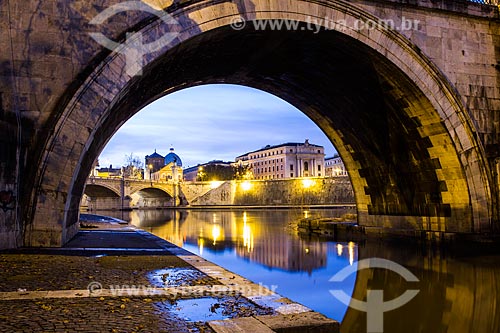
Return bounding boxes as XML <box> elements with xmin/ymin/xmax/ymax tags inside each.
<box><xmin>353</xmin><ymin>0</ymin><xmax>500</xmax><ymax>171</ymax></box>
<box><xmin>188</xmin><ymin>177</ymin><xmax>355</xmax><ymax>206</ymax></box>
<box><xmin>179</xmin><ymin>182</ymin><xmax>222</xmax><ymax>204</ymax></box>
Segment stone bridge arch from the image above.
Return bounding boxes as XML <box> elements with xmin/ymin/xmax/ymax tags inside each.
<box><xmin>81</xmin><ymin>182</ymin><xmax>122</xmax><ymax>211</ymax></box>
<box><xmin>22</xmin><ymin>0</ymin><xmax>495</xmax><ymax>246</ymax></box>
<box><xmin>127</xmin><ymin>182</ymin><xmax>174</xmax><ymax>198</ymax></box>
<box><xmin>128</xmin><ymin>186</ymin><xmax>174</xmax><ymax>209</ymax></box>
<box><xmin>83</xmin><ymin>183</ymin><xmax>121</xmax><ymax>198</ymax></box>
<box><xmin>86</xmin><ymin>178</ymin><xmax>122</xmax><ymax>196</ymax></box>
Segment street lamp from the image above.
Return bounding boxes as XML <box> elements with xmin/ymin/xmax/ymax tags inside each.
<box><xmin>171</xmin><ymin>158</ymin><xmax>178</xmax><ymax>207</ymax></box>
<box><xmin>148</xmin><ymin>164</ymin><xmax>153</xmax><ymax>183</ymax></box>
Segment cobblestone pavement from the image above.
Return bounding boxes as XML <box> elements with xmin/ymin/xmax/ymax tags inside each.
<box><xmin>0</xmin><ymin>255</ymin><xmax>218</xmax><ymax>292</ymax></box>
<box><xmin>0</xmin><ymin>229</ymin><xmax>332</xmax><ymax>333</ymax></box>
<box><xmin>0</xmin><ymin>295</ymin><xmax>274</xmax><ymax>333</ymax></box>
<box><xmin>0</xmin><ymin>253</ymin><xmax>273</xmax><ymax>333</ymax></box>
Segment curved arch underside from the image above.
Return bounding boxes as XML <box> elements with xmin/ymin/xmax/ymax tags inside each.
<box><xmin>26</xmin><ymin>0</ymin><xmax>492</xmax><ymax>246</ymax></box>
<box><xmin>84</xmin><ymin>184</ymin><xmax>120</xmax><ymax>197</ymax></box>
<box><xmin>133</xmin><ymin>188</ymin><xmax>173</xmax><ymax>198</ymax></box>
<box><xmin>92</xmin><ymin>26</ymin><xmax>473</xmax><ymax>230</ymax></box>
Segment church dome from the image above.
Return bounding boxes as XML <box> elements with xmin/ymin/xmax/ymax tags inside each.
<box><xmin>147</xmin><ymin>149</ymin><xmax>163</xmax><ymax>159</ymax></box>
<box><xmin>165</xmin><ymin>147</ymin><xmax>182</xmax><ymax>166</ymax></box>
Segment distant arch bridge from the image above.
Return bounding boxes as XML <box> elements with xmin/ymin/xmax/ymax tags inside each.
<box><xmin>83</xmin><ymin>177</ymin><xmax>177</xmax><ymax>210</ymax></box>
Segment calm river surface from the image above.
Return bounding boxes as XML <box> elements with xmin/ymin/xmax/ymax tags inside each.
<box><xmin>112</xmin><ymin>208</ymin><xmax>500</xmax><ymax>333</ymax></box>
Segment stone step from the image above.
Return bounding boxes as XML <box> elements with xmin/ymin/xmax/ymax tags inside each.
<box><xmin>209</xmin><ymin>312</ymin><xmax>339</xmax><ymax>333</ymax></box>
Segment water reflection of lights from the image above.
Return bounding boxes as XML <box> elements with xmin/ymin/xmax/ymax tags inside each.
<box><xmin>242</xmin><ymin>212</ymin><xmax>254</xmax><ymax>252</ymax></box>
<box><xmin>348</xmin><ymin>241</ymin><xmax>355</xmax><ymax>266</ymax></box>
<box><xmin>243</xmin><ymin>223</ymin><xmax>254</xmax><ymax>252</ymax></box>
<box><xmin>212</xmin><ymin>224</ymin><xmax>221</xmax><ymax>245</ymax></box>
<box><xmin>336</xmin><ymin>244</ymin><xmax>343</xmax><ymax>256</ymax></box>
<box><xmin>198</xmin><ymin>238</ymin><xmax>204</xmax><ymax>255</ymax></box>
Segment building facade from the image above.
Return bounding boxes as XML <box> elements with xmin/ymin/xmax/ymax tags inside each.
<box><xmin>144</xmin><ymin>150</ymin><xmax>165</xmax><ymax>180</ymax></box>
<box><xmin>235</xmin><ymin>139</ymin><xmax>325</xmax><ymax>180</ymax></box>
<box><xmin>146</xmin><ymin>148</ymin><xmax>183</xmax><ymax>181</ymax></box>
<box><xmin>325</xmin><ymin>155</ymin><xmax>348</xmax><ymax>177</ymax></box>
<box><xmin>151</xmin><ymin>162</ymin><xmax>183</xmax><ymax>182</ymax></box>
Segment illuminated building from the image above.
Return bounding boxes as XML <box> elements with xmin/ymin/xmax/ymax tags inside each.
<box><xmin>145</xmin><ymin>147</ymin><xmax>183</xmax><ymax>181</ymax></box>
<box><xmin>325</xmin><ymin>154</ymin><xmax>348</xmax><ymax>177</ymax></box>
<box><xmin>235</xmin><ymin>139</ymin><xmax>325</xmax><ymax>180</ymax></box>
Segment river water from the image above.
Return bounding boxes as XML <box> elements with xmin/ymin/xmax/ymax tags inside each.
<box><xmin>113</xmin><ymin>208</ymin><xmax>500</xmax><ymax>333</ymax></box>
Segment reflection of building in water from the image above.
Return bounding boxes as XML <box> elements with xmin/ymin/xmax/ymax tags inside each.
<box><xmin>235</xmin><ymin>231</ymin><xmax>327</xmax><ymax>274</ymax></box>
<box><xmin>133</xmin><ymin>209</ymin><xmax>188</xmax><ymax>248</ymax></box>
<box><xmin>144</xmin><ymin>209</ymin><xmax>328</xmax><ymax>273</ymax></box>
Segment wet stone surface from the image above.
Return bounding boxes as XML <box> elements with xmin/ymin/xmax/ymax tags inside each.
<box><xmin>0</xmin><ymin>295</ymin><xmax>274</xmax><ymax>333</ymax></box>
<box><xmin>0</xmin><ymin>297</ymin><xmax>213</xmax><ymax>333</ymax></box>
<box><xmin>148</xmin><ymin>267</ymin><xmax>216</xmax><ymax>287</ymax></box>
<box><xmin>158</xmin><ymin>295</ymin><xmax>275</xmax><ymax>322</ymax></box>
<box><xmin>0</xmin><ymin>255</ymin><xmax>219</xmax><ymax>292</ymax></box>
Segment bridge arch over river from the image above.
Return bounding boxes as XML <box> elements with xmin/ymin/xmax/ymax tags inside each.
<box><xmin>1</xmin><ymin>0</ymin><xmax>499</xmax><ymax>247</ymax></box>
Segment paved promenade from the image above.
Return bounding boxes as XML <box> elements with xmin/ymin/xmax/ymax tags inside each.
<box><xmin>0</xmin><ymin>225</ymin><xmax>338</xmax><ymax>333</ymax></box>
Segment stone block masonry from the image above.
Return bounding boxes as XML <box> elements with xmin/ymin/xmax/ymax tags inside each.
<box><xmin>188</xmin><ymin>177</ymin><xmax>355</xmax><ymax>206</ymax></box>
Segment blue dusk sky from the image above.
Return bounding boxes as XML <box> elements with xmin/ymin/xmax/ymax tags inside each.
<box><xmin>98</xmin><ymin>84</ymin><xmax>337</xmax><ymax>169</ymax></box>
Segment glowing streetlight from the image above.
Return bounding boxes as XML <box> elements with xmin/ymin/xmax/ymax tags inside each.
<box><xmin>302</xmin><ymin>178</ymin><xmax>315</xmax><ymax>188</ymax></box>
<box><xmin>148</xmin><ymin>164</ymin><xmax>153</xmax><ymax>181</ymax></box>
<box><xmin>210</xmin><ymin>180</ymin><xmax>223</xmax><ymax>189</ymax></box>
<box><xmin>241</xmin><ymin>181</ymin><xmax>252</xmax><ymax>191</ymax></box>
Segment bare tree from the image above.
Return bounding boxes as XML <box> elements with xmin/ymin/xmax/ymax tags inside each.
<box><xmin>123</xmin><ymin>153</ymin><xmax>144</xmax><ymax>179</ymax></box>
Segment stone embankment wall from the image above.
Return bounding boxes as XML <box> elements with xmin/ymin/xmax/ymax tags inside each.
<box><xmin>187</xmin><ymin>177</ymin><xmax>354</xmax><ymax>206</ymax></box>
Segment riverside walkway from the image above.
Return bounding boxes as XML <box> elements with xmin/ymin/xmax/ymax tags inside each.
<box><xmin>0</xmin><ymin>224</ymin><xmax>337</xmax><ymax>333</ymax></box>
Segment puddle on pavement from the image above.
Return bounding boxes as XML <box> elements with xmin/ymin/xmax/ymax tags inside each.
<box><xmin>156</xmin><ymin>296</ymin><xmax>275</xmax><ymax>323</ymax></box>
<box><xmin>162</xmin><ymin>297</ymin><xmax>230</xmax><ymax>322</ymax></box>
<box><xmin>148</xmin><ymin>268</ymin><xmax>208</xmax><ymax>287</ymax></box>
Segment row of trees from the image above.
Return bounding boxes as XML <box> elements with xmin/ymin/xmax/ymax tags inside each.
<box><xmin>197</xmin><ymin>164</ymin><xmax>251</xmax><ymax>181</ymax></box>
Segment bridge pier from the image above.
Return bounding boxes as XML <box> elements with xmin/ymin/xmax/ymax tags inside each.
<box><xmin>23</xmin><ymin>191</ymin><xmax>80</xmax><ymax>247</ymax></box>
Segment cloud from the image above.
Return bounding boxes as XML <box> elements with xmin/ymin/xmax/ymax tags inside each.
<box><xmin>99</xmin><ymin>84</ymin><xmax>337</xmax><ymax>168</ymax></box>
